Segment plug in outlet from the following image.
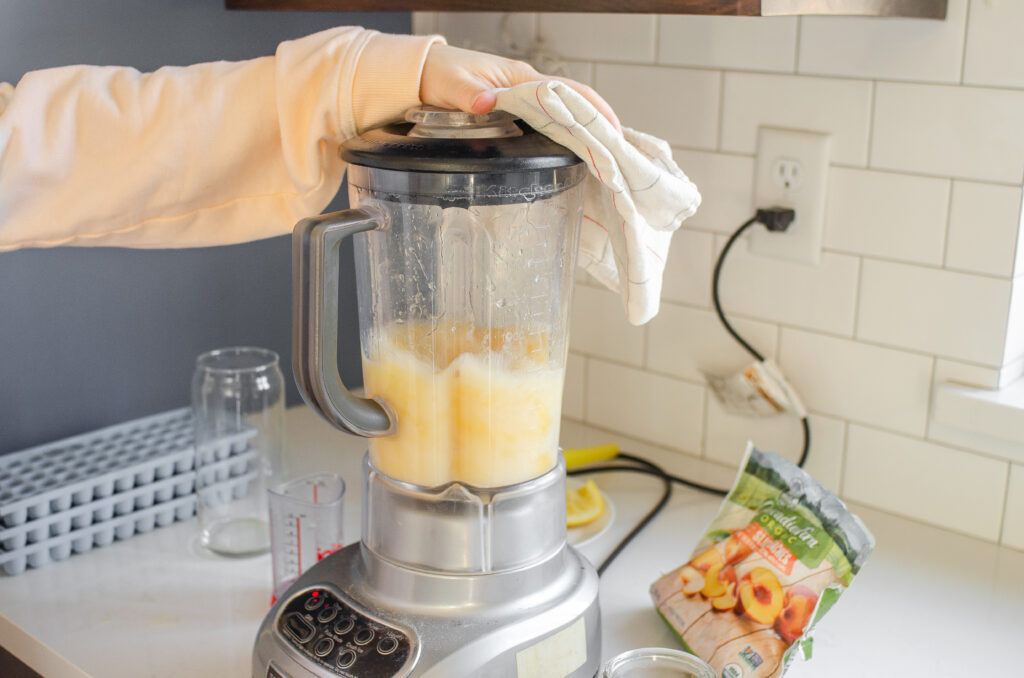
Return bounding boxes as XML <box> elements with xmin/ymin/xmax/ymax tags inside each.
<box><xmin>749</xmin><ymin>127</ymin><xmax>831</xmax><ymax>265</ymax></box>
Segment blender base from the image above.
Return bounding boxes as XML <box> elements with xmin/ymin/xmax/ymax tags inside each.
<box><xmin>253</xmin><ymin>541</ymin><xmax>601</xmax><ymax>678</ymax></box>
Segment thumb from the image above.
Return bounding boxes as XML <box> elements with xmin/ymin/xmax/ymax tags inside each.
<box><xmin>451</xmin><ymin>74</ymin><xmax>496</xmax><ymax>114</ymax></box>
<box><xmin>469</xmin><ymin>89</ymin><xmax>497</xmax><ymax>114</ymax></box>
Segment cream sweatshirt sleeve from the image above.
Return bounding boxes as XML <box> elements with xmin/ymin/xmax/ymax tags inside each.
<box><xmin>0</xmin><ymin>27</ymin><xmax>444</xmax><ymax>251</ymax></box>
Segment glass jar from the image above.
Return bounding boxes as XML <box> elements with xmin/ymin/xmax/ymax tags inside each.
<box><xmin>192</xmin><ymin>347</ymin><xmax>284</xmax><ymax>556</ymax></box>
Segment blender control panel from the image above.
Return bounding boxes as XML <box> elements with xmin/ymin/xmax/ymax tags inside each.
<box><xmin>275</xmin><ymin>589</ymin><xmax>412</xmax><ymax>677</ymax></box>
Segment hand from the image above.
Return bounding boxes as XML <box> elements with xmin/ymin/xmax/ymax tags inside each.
<box><xmin>420</xmin><ymin>44</ymin><xmax>621</xmax><ymax>131</ymax></box>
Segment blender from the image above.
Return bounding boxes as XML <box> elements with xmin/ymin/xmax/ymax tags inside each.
<box><xmin>253</xmin><ymin>107</ymin><xmax>599</xmax><ymax>677</ymax></box>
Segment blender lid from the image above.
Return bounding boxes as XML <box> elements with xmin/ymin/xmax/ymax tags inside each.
<box><xmin>341</xmin><ymin>107</ymin><xmax>582</xmax><ymax>173</ymax></box>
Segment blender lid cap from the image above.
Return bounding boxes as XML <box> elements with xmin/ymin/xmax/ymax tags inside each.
<box><xmin>340</xmin><ymin>107</ymin><xmax>583</xmax><ymax>173</ymax></box>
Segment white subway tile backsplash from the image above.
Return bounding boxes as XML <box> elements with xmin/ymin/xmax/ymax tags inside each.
<box><xmin>563</xmin><ymin>352</ymin><xmax>586</xmax><ymax>421</ymax></box>
<box><xmin>586</xmin><ymin>359</ymin><xmax>704</xmax><ymax>454</ymax></box>
<box><xmin>716</xmin><ymin>238</ymin><xmax>860</xmax><ymax>336</ymax></box>
<box><xmin>657</xmin><ymin>15</ymin><xmax>797</xmax><ymax>73</ymax></box>
<box><xmin>647</xmin><ymin>303</ymin><xmax>777</xmax><ymax>383</ymax></box>
<box><xmin>433</xmin><ymin>9</ymin><xmax>1024</xmax><ymax>538</ymax></box>
<box><xmin>946</xmin><ymin>182</ymin><xmax>1023</xmax><ymax>278</ymax></box>
<box><xmin>720</xmin><ymin>73</ymin><xmax>872</xmax><ymax>165</ymax></box>
<box><xmin>434</xmin><ymin>12</ymin><xmax>535</xmax><ymax>53</ymax></box>
<box><xmin>704</xmin><ymin>400</ymin><xmax>844</xmax><ymax>493</ymax></box>
<box><xmin>1001</xmin><ymin>464</ymin><xmax>1024</xmax><ymax>550</ymax></box>
<box><xmin>778</xmin><ymin>329</ymin><xmax>933</xmax><ymax>436</ymax></box>
<box><xmin>672</xmin><ymin>150</ymin><xmax>755</xmax><ymax>233</ymax></box>
<box><xmin>798</xmin><ymin>0</ymin><xmax>967</xmax><ymax>84</ymax></box>
<box><xmin>1003</xmin><ymin>277</ymin><xmax>1024</xmax><ymax>365</ymax></box>
<box><xmin>661</xmin><ymin>228</ymin><xmax>713</xmax><ymax>308</ymax></box>
<box><xmin>856</xmin><ymin>259</ymin><xmax>1011</xmax><ymax>366</ymax></box>
<box><xmin>871</xmin><ymin>82</ymin><xmax>1024</xmax><ymax>184</ymax></box>
<box><xmin>595</xmin><ymin>64</ymin><xmax>720</xmax><ymax>150</ymax></box>
<box><xmin>823</xmin><ymin>167</ymin><xmax>949</xmax><ymax>266</ymax></box>
<box><xmin>569</xmin><ymin>285</ymin><xmax>645</xmax><ymax>366</ymax></box>
<box><xmin>844</xmin><ymin>424</ymin><xmax>1008</xmax><ymax>542</ymax></box>
<box><xmin>538</xmin><ymin>14</ymin><xmax>656</xmax><ymax>63</ymax></box>
<box><xmin>559</xmin><ymin>60</ymin><xmax>594</xmax><ymax>87</ymax></box>
<box><xmin>560</xmin><ymin>417</ymin><xmax>738</xmax><ymax>491</ymax></box>
<box><xmin>964</xmin><ymin>0</ymin><xmax>1024</xmax><ymax>89</ymax></box>
<box><xmin>933</xmin><ymin>359</ymin><xmax>1001</xmax><ymax>391</ymax></box>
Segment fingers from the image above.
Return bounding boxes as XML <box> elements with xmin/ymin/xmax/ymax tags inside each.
<box><xmin>419</xmin><ymin>44</ymin><xmax>622</xmax><ymax>131</ymax></box>
<box><xmin>470</xmin><ymin>90</ymin><xmax>497</xmax><ymax>114</ymax></box>
<box><xmin>548</xmin><ymin>76</ymin><xmax>622</xmax><ymax>132</ymax></box>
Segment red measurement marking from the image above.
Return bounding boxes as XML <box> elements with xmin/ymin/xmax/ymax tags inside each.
<box><xmin>313</xmin><ymin>483</ymin><xmax>318</xmax><ymax>504</ymax></box>
<box><xmin>296</xmin><ymin>517</ymin><xmax>302</xmax><ymax>573</ymax></box>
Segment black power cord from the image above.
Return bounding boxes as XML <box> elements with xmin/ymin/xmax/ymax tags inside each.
<box><xmin>573</xmin><ymin>208</ymin><xmax>812</xmax><ymax>576</ymax></box>
<box><xmin>711</xmin><ymin>207</ymin><xmax>810</xmax><ymax>467</ymax></box>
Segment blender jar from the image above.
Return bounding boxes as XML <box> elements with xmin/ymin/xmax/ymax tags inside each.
<box><xmin>294</xmin><ymin>108</ymin><xmax>585</xmax><ymax>490</ymax></box>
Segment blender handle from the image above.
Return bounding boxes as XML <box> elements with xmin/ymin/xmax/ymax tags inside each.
<box><xmin>293</xmin><ymin>208</ymin><xmax>395</xmax><ymax>437</ymax></box>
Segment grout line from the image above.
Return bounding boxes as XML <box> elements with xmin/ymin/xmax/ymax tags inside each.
<box><xmin>640</xmin><ymin>323</ymin><xmax>649</xmax><ymax>369</ymax></box>
<box><xmin>716</xmin><ymin>70</ymin><xmax>726</xmax><ymax>152</ymax></box>
<box><xmin>657</xmin><ymin>294</ymin><xmax>1006</xmax><ymax>370</ymax></box>
<box><xmin>699</xmin><ymin>383</ymin><xmax>709</xmax><ymax>459</ymax></box>
<box><xmin>837</xmin><ymin>420</ymin><xmax>849</xmax><ymax>497</ymax></box>
<box><xmin>581</xmin><ymin>53</ymin><xmax>1024</xmax><ymax>94</ymax></box>
<box><xmin>997</xmin><ymin>461</ymin><xmax>1012</xmax><ymax>545</ymax></box>
<box><xmin>941</xmin><ymin>178</ymin><xmax>955</xmax><ymax>268</ymax></box>
<box><xmin>959</xmin><ymin>0</ymin><xmax>971</xmax><ymax>86</ymax></box>
<box><xmin>652</xmin><ymin>15</ymin><xmax>660</xmax><ymax>64</ymax></box>
<box><xmin>581</xmin><ymin>354</ymin><xmax>589</xmax><ymax>422</ymax></box>
<box><xmin>923</xmin><ymin>356</ymin><xmax>938</xmax><ymax>441</ymax></box>
<box><xmin>865</xmin><ymin>80</ymin><xmax>877</xmax><ymax>167</ymax></box>
<box><xmin>851</xmin><ymin>255</ymin><xmax>864</xmax><ymax>338</ymax></box>
<box><xmin>819</xmin><ymin>248</ymin><xmax>1015</xmax><ymax>282</ymax></box>
<box><xmin>793</xmin><ymin>17</ymin><xmax>802</xmax><ymax>74</ymax></box>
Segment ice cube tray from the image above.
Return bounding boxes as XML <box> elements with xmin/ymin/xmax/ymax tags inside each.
<box><xmin>0</xmin><ymin>408</ymin><xmax>254</xmax><ymax>528</ymax></box>
<box><xmin>0</xmin><ymin>408</ymin><xmax>261</xmax><ymax>575</ymax></box>
<box><xmin>0</xmin><ymin>471</ymin><xmax>258</xmax><ymax>575</ymax></box>
<box><xmin>0</xmin><ymin>447</ymin><xmax>258</xmax><ymax>551</ymax></box>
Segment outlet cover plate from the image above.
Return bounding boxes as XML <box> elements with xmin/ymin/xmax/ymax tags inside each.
<box><xmin>749</xmin><ymin>127</ymin><xmax>832</xmax><ymax>265</ymax></box>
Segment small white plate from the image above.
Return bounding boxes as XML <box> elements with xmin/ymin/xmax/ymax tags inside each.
<box><xmin>566</xmin><ymin>478</ymin><xmax>615</xmax><ymax>549</ymax></box>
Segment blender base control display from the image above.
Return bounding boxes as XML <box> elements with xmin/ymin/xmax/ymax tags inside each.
<box><xmin>276</xmin><ymin>589</ymin><xmax>411</xmax><ymax>677</ymax></box>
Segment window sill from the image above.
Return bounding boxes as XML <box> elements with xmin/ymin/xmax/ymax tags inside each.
<box><xmin>932</xmin><ymin>379</ymin><xmax>1024</xmax><ymax>464</ymax></box>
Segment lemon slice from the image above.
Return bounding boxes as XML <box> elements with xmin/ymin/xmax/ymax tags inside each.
<box><xmin>566</xmin><ymin>479</ymin><xmax>605</xmax><ymax>527</ymax></box>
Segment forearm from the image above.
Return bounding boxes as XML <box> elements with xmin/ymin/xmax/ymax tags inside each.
<box><xmin>0</xmin><ymin>27</ymin><xmax>442</xmax><ymax>251</ymax></box>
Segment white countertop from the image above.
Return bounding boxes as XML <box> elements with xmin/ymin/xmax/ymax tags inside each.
<box><xmin>2</xmin><ymin>406</ymin><xmax>1022</xmax><ymax>677</ymax></box>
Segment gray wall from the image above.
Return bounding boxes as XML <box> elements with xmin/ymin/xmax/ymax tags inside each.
<box><xmin>0</xmin><ymin>1</ymin><xmax>410</xmax><ymax>455</ymax></box>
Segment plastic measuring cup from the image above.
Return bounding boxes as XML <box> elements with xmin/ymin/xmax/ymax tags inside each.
<box><xmin>268</xmin><ymin>472</ymin><xmax>345</xmax><ymax>603</ymax></box>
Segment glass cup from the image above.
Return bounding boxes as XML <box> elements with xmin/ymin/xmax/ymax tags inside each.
<box><xmin>268</xmin><ymin>472</ymin><xmax>346</xmax><ymax>603</ymax></box>
<box><xmin>192</xmin><ymin>347</ymin><xmax>284</xmax><ymax>557</ymax></box>
<box><xmin>602</xmin><ymin>648</ymin><xmax>716</xmax><ymax>678</ymax></box>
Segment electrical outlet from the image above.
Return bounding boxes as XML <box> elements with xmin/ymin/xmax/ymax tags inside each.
<box><xmin>749</xmin><ymin>127</ymin><xmax>831</xmax><ymax>265</ymax></box>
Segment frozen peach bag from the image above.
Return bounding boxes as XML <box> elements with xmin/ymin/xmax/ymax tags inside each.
<box><xmin>650</xmin><ymin>444</ymin><xmax>874</xmax><ymax>677</ymax></box>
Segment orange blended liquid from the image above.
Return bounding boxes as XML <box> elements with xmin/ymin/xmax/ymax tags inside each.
<box><xmin>362</xmin><ymin>323</ymin><xmax>564</xmax><ymax>488</ymax></box>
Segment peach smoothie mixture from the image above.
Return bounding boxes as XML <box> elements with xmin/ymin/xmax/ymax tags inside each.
<box><xmin>362</xmin><ymin>323</ymin><xmax>563</xmax><ymax>488</ymax></box>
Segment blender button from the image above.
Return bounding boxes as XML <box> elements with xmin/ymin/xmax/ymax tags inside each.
<box><xmin>377</xmin><ymin>636</ymin><xmax>399</xmax><ymax>655</ymax></box>
<box><xmin>354</xmin><ymin>628</ymin><xmax>375</xmax><ymax>646</ymax></box>
<box><xmin>283</xmin><ymin>613</ymin><xmax>316</xmax><ymax>644</ymax></box>
<box><xmin>304</xmin><ymin>595</ymin><xmax>324</xmax><ymax>612</ymax></box>
<box><xmin>313</xmin><ymin>637</ymin><xmax>335</xmax><ymax>658</ymax></box>
<box><xmin>333</xmin><ymin>618</ymin><xmax>355</xmax><ymax>636</ymax></box>
<box><xmin>317</xmin><ymin>606</ymin><xmax>338</xmax><ymax>624</ymax></box>
<box><xmin>337</xmin><ymin>649</ymin><xmax>357</xmax><ymax>669</ymax></box>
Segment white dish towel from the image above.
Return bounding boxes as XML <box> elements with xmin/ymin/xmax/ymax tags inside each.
<box><xmin>496</xmin><ymin>81</ymin><xmax>701</xmax><ymax>326</ymax></box>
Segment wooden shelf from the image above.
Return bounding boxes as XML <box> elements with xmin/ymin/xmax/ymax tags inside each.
<box><xmin>225</xmin><ymin>0</ymin><xmax>946</xmax><ymax>18</ymax></box>
<box><xmin>227</xmin><ymin>0</ymin><xmax>759</xmax><ymax>12</ymax></box>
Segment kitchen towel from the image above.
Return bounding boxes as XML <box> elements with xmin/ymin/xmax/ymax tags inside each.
<box><xmin>496</xmin><ymin>81</ymin><xmax>701</xmax><ymax>326</ymax></box>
